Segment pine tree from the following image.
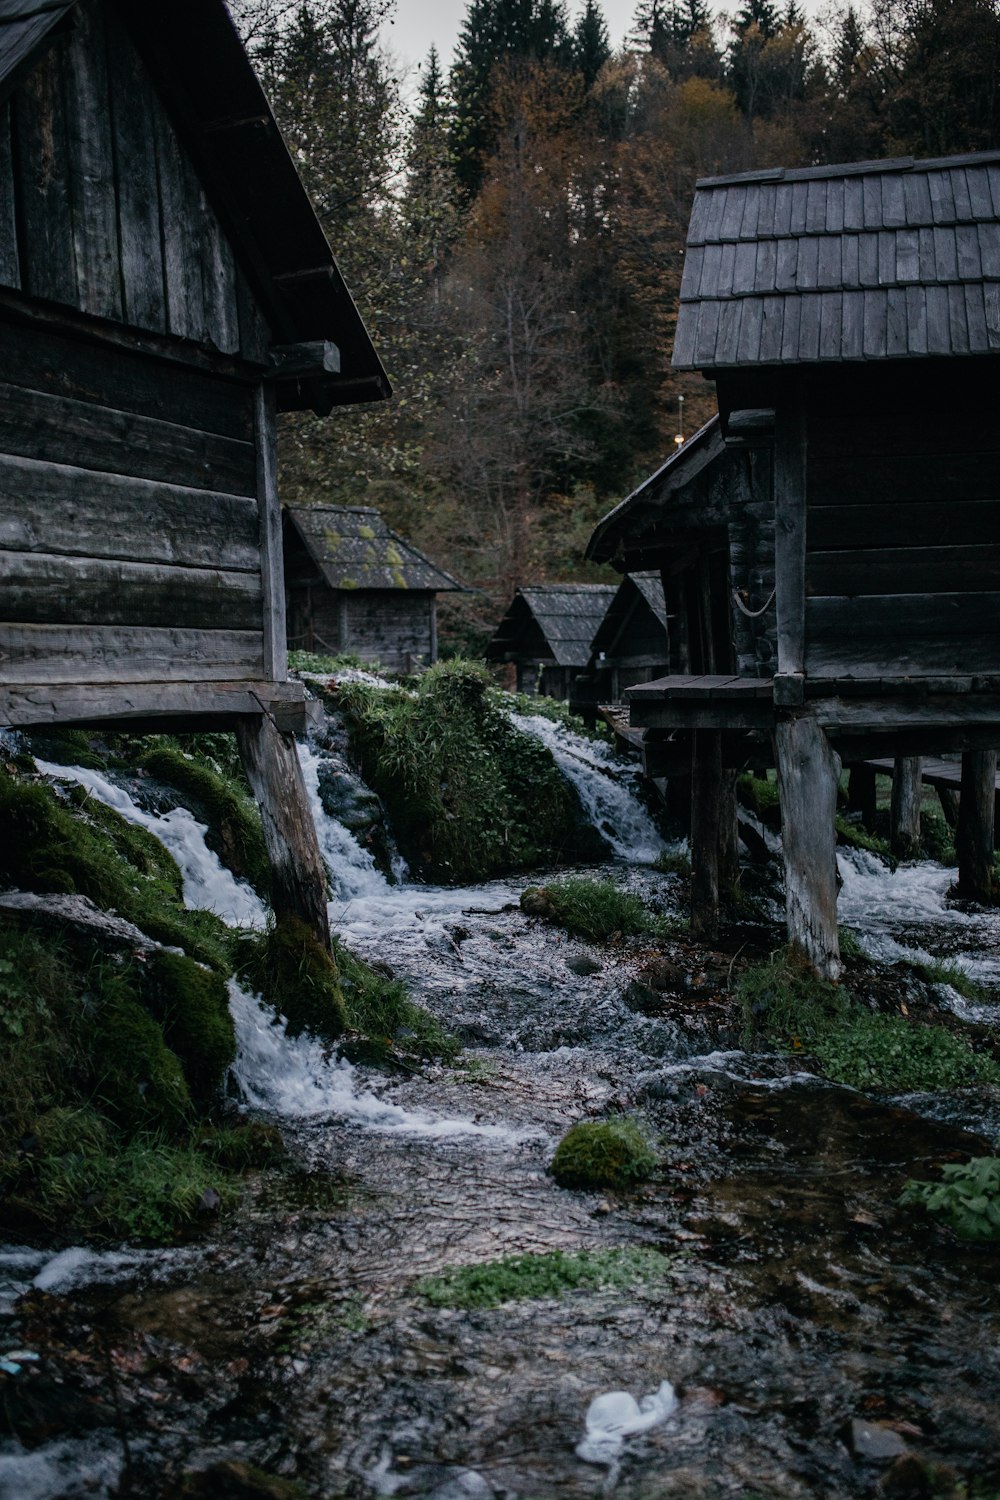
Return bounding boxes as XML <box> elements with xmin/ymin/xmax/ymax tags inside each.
<box><xmin>573</xmin><ymin>0</ymin><xmax>611</xmax><ymax>87</ymax></box>
<box><xmin>404</xmin><ymin>47</ymin><xmax>462</xmax><ymax>268</ymax></box>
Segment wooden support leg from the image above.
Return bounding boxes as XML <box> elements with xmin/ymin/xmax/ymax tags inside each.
<box><xmin>890</xmin><ymin>756</ymin><xmax>923</xmax><ymax>859</ymax></box>
<box><xmin>774</xmin><ymin>716</ymin><xmax>841</xmax><ymax>980</ymax></box>
<box><xmin>937</xmin><ymin>785</ymin><xmax>960</xmax><ymax>829</ymax></box>
<box><xmin>667</xmin><ymin>773</ymin><xmax>691</xmax><ymax>835</ymax></box>
<box><xmin>718</xmin><ymin>768</ymin><xmax>739</xmax><ymax>894</ymax></box>
<box><xmin>236</xmin><ymin>715</ymin><xmax>331</xmax><ymax>948</ymax></box>
<box><xmin>956</xmin><ymin>750</ymin><xmax>997</xmax><ymax>903</ymax></box>
<box><xmin>690</xmin><ymin>730</ymin><xmax>722</xmax><ymax>943</ymax></box>
<box><xmin>847</xmin><ymin>764</ymin><xmax>878</xmax><ymax>831</ymax></box>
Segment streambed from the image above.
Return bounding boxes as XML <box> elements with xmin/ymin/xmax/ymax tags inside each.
<box><xmin>2</xmin><ymin>718</ymin><xmax>999</xmax><ymax>1499</ymax></box>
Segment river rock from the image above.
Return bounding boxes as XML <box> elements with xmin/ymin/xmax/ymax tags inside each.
<box><xmin>315</xmin><ymin>762</ymin><xmax>385</xmax><ymax>832</ymax></box>
<box><xmin>566</xmin><ymin>953</ymin><xmax>602</xmax><ymax>976</ymax></box>
<box><xmin>846</xmin><ymin>1418</ymin><xmax>910</xmax><ymax>1461</ymax></box>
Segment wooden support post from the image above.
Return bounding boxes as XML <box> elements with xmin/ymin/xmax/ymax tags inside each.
<box><xmin>236</xmin><ymin>714</ymin><xmax>331</xmax><ymax>948</ymax></box>
<box><xmin>773</xmin><ymin>400</ymin><xmax>807</xmax><ymax>703</ymax></box>
<box><xmin>719</xmin><ymin>768</ymin><xmax>740</xmax><ymax>894</ymax></box>
<box><xmin>690</xmin><ymin>730</ymin><xmax>722</xmax><ymax>942</ymax></box>
<box><xmin>773</xmin><ymin>716</ymin><xmax>841</xmax><ymax>980</ymax></box>
<box><xmin>956</xmin><ymin>750</ymin><xmax>997</xmax><ymax>903</ymax></box>
<box><xmin>847</xmin><ymin>764</ymin><xmax>878</xmax><ymax>831</ymax></box>
<box><xmin>890</xmin><ymin>756</ymin><xmax>923</xmax><ymax>859</ymax></box>
<box><xmin>937</xmin><ymin>784</ymin><xmax>960</xmax><ymax>829</ymax></box>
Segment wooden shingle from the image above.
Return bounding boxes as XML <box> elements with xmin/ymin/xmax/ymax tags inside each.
<box><xmin>674</xmin><ymin>148</ymin><xmax>1000</xmax><ymax>369</ymax></box>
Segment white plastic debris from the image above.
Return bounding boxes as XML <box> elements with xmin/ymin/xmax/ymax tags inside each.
<box><xmin>576</xmin><ymin>1379</ymin><xmax>677</xmax><ymax>1467</ymax></box>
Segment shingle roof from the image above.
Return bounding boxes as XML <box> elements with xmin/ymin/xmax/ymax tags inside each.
<box><xmin>673</xmin><ymin>150</ymin><xmax>1000</xmax><ymax>369</ymax></box>
<box><xmin>589</xmin><ymin>573</ymin><xmax>669</xmax><ymax>658</ymax></box>
<box><xmin>285</xmin><ymin>506</ymin><xmax>463</xmax><ymax>593</ymax></box>
<box><xmin>587</xmin><ymin>418</ymin><xmax>724</xmax><ymax>564</ymax></box>
<box><xmin>0</xmin><ymin>0</ymin><xmax>389</xmax><ymax>408</ymax></box>
<box><xmin>487</xmin><ymin>584</ymin><xmax>617</xmax><ymax>668</ymax></box>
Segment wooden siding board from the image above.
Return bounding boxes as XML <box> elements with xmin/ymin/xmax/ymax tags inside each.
<box><xmin>672</xmin><ymin>302</ymin><xmax>697</xmax><ymax>367</ymax></box>
<box><xmin>843</xmin><ymin>175</ymin><xmax>864</xmax><ymax>231</ymax></box>
<box><xmin>806</xmin><ymin>632</ymin><xmax>1000</xmax><ymax>680</ymax></box>
<box><xmin>806</xmin><ymin>178</ymin><xmax>827</xmax><ymax>232</ymax></box>
<box><xmin>858</xmin><ymin>232</ymin><xmax>879</xmax><ymax>287</ymax></box>
<box><xmin>841</xmin><ymin>234</ymin><xmax>859</xmax><ymax>288</ymax></box>
<box><xmin>0</xmin><ymin>380</ymin><xmax>256</xmax><ymax>493</ymax></box>
<box><xmin>0</xmin><ymin>101</ymin><xmax>19</xmax><ymax>289</ymax></box>
<box><xmin>754</xmin><ymin>236</ymin><xmax>777</xmax><ymax>293</ymax></box>
<box><xmin>965</xmin><ymin>282</ymin><xmax>989</xmax><ymax>351</ymax></box>
<box><xmin>104</xmin><ymin>6</ymin><xmax>166</xmax><ymax>333</ymax></box>
<box><xmin>985</xmin><ymin>282</ymin><xmax>1000</xmax><ymax>349</ymax></box>
<box><xmin>758</xmin><ymin>295</ymin><xmax>784</xmax><ymax>362</ymax></box>
<box><xmin>881</xmin><ymin>173</ymin><xmax>906</xmax><ymax>228</ymax></box>
<box><xmin>862</xmin><ymin>174</ymin><xmax>883</xmax><ymax>229</ymax></box>
<box><xmin>979</xmin><ymin>222</ymin><xmax>1000</xmax><ymax>277</ymax></box>
<box><xmin>780</xmin><ymin>294</ymin><xmax>801</xmax><ymax>362</ymax></box>
<box><xmin>797</xmin><ymin>291</ymin><xmax>822</xmax><ymax>360</ymax></box>
<box><xmin>686</xmin><ymin>189</ymin><xmax>711</xmax><ymax>245</ymax></box>
<box><xmin>966</xmin><ymin>165</ymin><xmax>993</xmax><ymax>219</ymax></box>
<box><xmin>735</xmin><ymin>295</ymin><xmax>762</xmax><ymax>363</ymax></box>
<box><xmin>715</xmin><ymin>297</ymin><xmax>743</xmax><ymax>364</ymax></box>
<box><xmin>988</xmin><ymin>163</ymin><xmax>1000</xmax><ymax>217</ymax></box>
<box><xmin>772</xmin><ymin>183</ymin><xmax>793</xmax><ymax>237</ymax></box>
<box><xmin>693</xmin><ymin>300</ymin><xmax>721</xmax><ymax>365</ymax></box>
<box><xmin>807</xmin><ymin>544</ymin><xmax>1000</xmax><ymax>596</ymax></box>
<box><xmin>235</xmin><ymin>263</ymin><xmax>270</xmax><ymax>366</ymax></box>
<box><xmin>62</xmin><ymin>0</ymin><xmax>121</xmax><ymax>323</ymax></box>
<box><xmin>948</xmin><ymin>282</ymin><xmax>971</xmax><ymax>352</ymax></box>
<box><xmin>151</xmin><ymin>85</ymin><xmax>204</xmax><ymax>342</ymax></box>
<box><xmin>0</xmin><ymin>548</ymin><xmax>262</xmax><ymax>628</ymax></box>
<box><xmin>732</xmin><ymin>238</ymin><xmax>757</xmax><ymax>294</ymax></box>
<box><xmin>717</xmin><ymin>240</ymin><xmax>736</xmax><ymax>296</ymax></box>
<box><xmin>808</xmin><ymin>498</ymin><xmax>1000</xmax><ymax>549</ymax></box>
<box><xmin>895</xmin><ymin>228</ymin><xmax>920</xmax><ymax>282</ymax></box>
<box><xmin>924</xmin><ymin>284</ymin><xmax>951</xmax><ymax>353</ymax></box>
<box><xmin>933</xmin><ymin>225</ymin><xmax>959</xmax><ymax>281</ymax></box>
<box><xmin>0</xmin><ymin>453</ymin><xmax>261</xmax><ymax>569</ymax></box>
<box><xmin>951</xmin><ymin>166</ymin><xmax>973</xmax><ymax>221</ymax></box>
<box><xmin>200</xmin><ymin>209</ymin><xmax>240</xmax><ymax>356</ymax></box>
<box><xmin>862</xmin><ymin>288</ymin><xmax>887</xmax><ymax>356</ymax></box>
<box><xmin>702</xmin><ymin>187</ymin><xmax>728</xmax><ymax>243</ymax></box>
<box><xmin>817</xmin><ymin>234</ymin><xmax>841</xmax><ymax>289</ymax></box>
<box><xmin>887</xmin><ymin>285</ymin><xmax>910</xmax><ymax>356</ymax></box>
<box><xmin>877</xmin><ymin>229</ymin><xmax>896</xmax><ymax>285</ymax></box>
<box><xmin>14</xmin><ymin>37</ymin><xmax>77</xmax><ymax>306</ymax></box>
<box><xmin>917</xmin><ymin>225</ymin><xmax>936</xmax><ymax>281</ymax></box>
<box><xmin>776</xmin><ymin>237</ymin><xmax>798</xmax><ymax>291</ymax></box>
<box><xmin>0</xmin><ymin>623</ymin><xmax>264</xmax><ymax>683</ymax></box>
<box><xmin>680</xmin><ymin>244</ymin><xmax>704</xmax><ymax>299</ymax></box>
<box><xmin>699</xmin><ymin>242</ymin><xmax>722</xmax><ymax>297</ymax></box>
<box><xmin>755</xmin><ymin>182</ymin><xmax>777</xmax><ymax>238</ymax></box>
<box><xmin>789</xmin><ymin>180</ymin><xmax>809</xmax><ymax>235</ymax></box>
<box><xmin>720</xmin><ymin>185</ymin><xmax>746</xmax><ymax>240</ymax></box>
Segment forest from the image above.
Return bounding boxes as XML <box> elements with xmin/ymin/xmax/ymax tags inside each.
<box><xmin>232</xmin><ymin>0</ymin><xmax>1000</xmax><ymax>651</ymax></box>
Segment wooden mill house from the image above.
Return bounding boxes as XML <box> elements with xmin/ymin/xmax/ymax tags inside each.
<box><xmin>0</xmin><ymin>0</ymin><xmax>389</xmax><ymax>941</ymax></box>
<box><xmin>591</xmin><ymin>149</ymin><xmax>1000</xmax><ymax>974</ymax></box>
<box><xmin>486</xmin><ymin>583</ymin><xmax>617</xmax><ymax>700</ymax></box>
<box><xmin>283</xmin><ymin>504</ymin><xmax>463</xmax><ymax>672</ymax></box>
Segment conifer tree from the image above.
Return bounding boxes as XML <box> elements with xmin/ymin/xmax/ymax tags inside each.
<box><xmin>573</xmin><ymin>0</ymin><xmax>611</xmax><ymax>87</ymax></box>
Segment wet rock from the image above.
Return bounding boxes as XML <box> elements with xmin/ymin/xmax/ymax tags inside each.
<box><xmin>520</xmin><ymin>887</ymin><xmax>555</xmax><ymax>919</ymax></box>
<box><xmin>566</xmin><ymin>953</ymin><xmax>601</xmax><ymax>976</ymax></box>
<box><xmin>846</xmin><ymin>1418</ymin><xmax>910</xmax><ymax>1461</ymax></box>
<box><xmin>178</xmin><ymin>1460</ymin><xmax>306</xmax><ymax>1499</ymax></box>
<box><xmin>639</xmin><ymin>957</ymin><xmax>691</xmax><ymax>993</ymax></box>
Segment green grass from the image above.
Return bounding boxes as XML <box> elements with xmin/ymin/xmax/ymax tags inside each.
<box><xmin>520</xmin><ymin>876</ymin><xmax>675</xmax><ymax>942</ymax></box>
<box><xmin>915</xmin><ymin>958</ymin><xmax>987</xmax><ymax>1002</ymax></box>
<box><xmin>415</xmin><ymin>1245</ymin><xmax>676</xmax><ymax>1309</ymax></box>
<box><xmin>550</xmin><ymin>1117</ymin><xmax>657</xmax><ymax>1190</ymax></box>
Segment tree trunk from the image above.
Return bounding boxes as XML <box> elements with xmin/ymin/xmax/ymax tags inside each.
<box><xmin>690</xmin><ymin>729</ymin><xmax>722</xmax><ymax>942</ymax></box>
<box><xmin>956</xmin><ymin>750</ymin><xmax>997</xmax><ymax>903</ymax></box>
<box><xmin>890</xmin><ymin>756</ymin><xmax>923</xmax><ymax>859</ymax></box>
<box><xmin>236</xmin><ymin>714</ymin><xmax>331</xmax><ymax>947</ymax></box>
<box><xmin>774</xmin><ymin>715</ymin><xmax>841</xmax><ymax>980</ymax></box>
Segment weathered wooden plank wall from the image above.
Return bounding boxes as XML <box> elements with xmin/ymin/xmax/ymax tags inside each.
<box><xmin>295</xmin><ymin>588</ymin><xmax>436</xmax><ymax>670</ymax></box>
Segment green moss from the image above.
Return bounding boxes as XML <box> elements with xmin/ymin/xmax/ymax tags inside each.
<box><xmin>550</xmin><ymin>1117</ymin><xmax>657</xmax><ymax>1190</ymax></box>
<box><xmin>236</xmin><ymin>915</ymin><xmax>347</xmax><ymax>1042</ymax></box>
<box><xmin>141</xmin><ymin>951</ymin><xmax>236</xmax><ymax>1104</ymax></box>
<box><xmin>835</xmin><ymin>813</ymin><xmax>896</xmax><ymax>867</ymax></box>
<box><xmin>521</xmin><ymin>876</ymin><xmax>673</xmax><ymax>942</ymax></box>
<box><xmin>91</xmin><ymin>985</ymin><xmax>192</xmax><ymax>1132</ymax></box>
<box><xmin>415</xmin><ymin>1245</ymin><xmax>675</xmax><ymax>1309</ymax></box>
<box><xmin>920</xmin><ymin>807</ymin><xmax>957</xmax><ymax>865</ymax></box>
<box><xmin>900</xmin><ymin>1155</ymin><xmax>1000</xmax><ymax>1242</ymax></box>
<box><xmin>337</xmin><ymin>660</ymin><xmax>607</xmax><ymax>882</ymax></box>
<box><xmin>737</xmin><ymin>772</ymin><xmax>781</xmax><ymax>827</ymax></box>
<box><xmin>738</xmin><ymin>947</ymin><xmax>1000</xmax><ymax>1092</ymax></box>
<box><xmin>138</xmin><ymin>746</ymin><xmax>269</xmax><ymax>896</ymax></box>
<box><xmin>333</xmin><ymin>938</ymin><xmax>457</xmax><ymax>1062</ymax></box>
<box><xmin>193</xmin><ymin>1121</ymin><xmax>286</xmax><ymax>1171</ymax></box>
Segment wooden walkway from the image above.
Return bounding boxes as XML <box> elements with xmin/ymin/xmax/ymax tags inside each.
<box><xmin>865</xmin><ymin>757</ymin><xmax>1000</xmax><ymax>794</ymax></box>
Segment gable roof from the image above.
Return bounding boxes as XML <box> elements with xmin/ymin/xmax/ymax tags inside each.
<box><xmin>487</xmin><ymin>583</ymin><xmax>617</xmax><ymax>668</ymax></box>
<box><xmin>589</xmin><ymin>573</ymin><xmax>669</xmax><ymax>658</ymax></box>
<box><xmin>285</xmin><ymin>505</ymin><xmax>463</xmax><ymax>593</ymax></box>
<box><xmin>673</xmin><ymin>150</ymin><xmax>1000</xmax><ymax>370</ymax></box>
<box><xmin>0</xmin><ymin>0</ymin><xmax>389</xmax><ymax>409</ymax></box>
<box><xmin>587</xmin><ymin>417</ymin><xmax>725</xmax><ymax>565</ymax></box>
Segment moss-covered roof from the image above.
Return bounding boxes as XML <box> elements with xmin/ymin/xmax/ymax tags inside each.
<box><xmin>284</xmin><ymin>505</ymin><xmax>463</xmax><ymax>593</ymax></box>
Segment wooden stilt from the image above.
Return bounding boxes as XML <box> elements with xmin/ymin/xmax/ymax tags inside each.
<box><xmin>719</xmin><ymin>768</ymin><xmax>739</xmax><ymax>894</ymax></box>
<box><xmin>847</xmin><ymin>764</ymin><xmax>878</xmax><ymax>831</ymax></box>
<box><xmin>937</xmin><ymin>784</ymin><xmax>960</xmax><ymax>829</ymax></box>
<box><xmin>690</xmin><ymin>729</ymin><xmax>722</xmax><ymax>942</ymax></box>
<box><xmin>236</xmin><ymin>714</ymin><xmax>331</xmax><ymax>947</ymax></box>
<box><xmin>773</xmin><ymin>715</ymin><xmax>841</xmax><ymax>980</ymax></box>
<box><xmin>890</xmin><ymin>756</ymin><xmax>923</xmax><ymax>859</ymax></box>
<box><xmin>956</xmin><ymin>750</ymin><xmax>997</xmax><ymax>903</ymax></box>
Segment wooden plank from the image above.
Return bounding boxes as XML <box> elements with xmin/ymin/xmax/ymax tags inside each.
<box><xmin>890</xmin><ymin>755</ymin><xmax>922</xmax><ymax>858</ymax></box>
<box><xmin>255</xmin><ymin>384</ymin><xmax>286</xmax><ymax>681</ymax></box>
<box><xmin>773</xmin><ymin>400</ymin><xmax>806</xmax><ymax>678</ymax></box>
<box><xmin>0</xmin><ymin>623</ymin><xmax>264</xmax><ymax>682</ymax></box>
<box><xmin>626</xmin><ymin>699</ymin><xmax>776</xmax><ymax>732</ymax></box>
<box><xmin>814</xmin><ymin>695</ymin><xmax>1000</xmax><ymax>732</ymax></box>
<box><xmin>806</xmin><ymin>544</ymin><xmax>1000</xmax><ymax>596</ymax></box>
<box><xmin>774</xmin><ymin>716</ymin><xmax>842</xmax><ymax>980</ymax></box>
<box><xmin>151</xmin><ymin>81</ymin><xmax>204</xmax><ymax>343</ymax></box>
<box><xmin>62</xmin><ymin>1</ymin><xmax>121</xmax><ymax>322</ymax></box>
<box><xmin>0</xmin><ymin>380</ymin><xmax>256</xmax><ymax>493</ymax></box>
<box><xmin>0</xmin><ymin>453</ymin><xmax>261</xmax><ymax>569</ymax></box>
<box><xmin>806</xmin><ymin>636</ymin><xmax>1000</xmax><ymax>681</ymax></box>
<box><xmin>807</xmin><ymin>590</ymin><xmax>1000</xmax><ymax>640</ymax></box>
<box><xmin>0</xmin><ymin>549</ymin><xmax>262</xmax><ymax>628</ymax></box>
<box><xmin>105</xmin><ymin>5</ymin><xmax>165</xmax><ymax>332</ymax></box>
<box><xmin>0</xmin><ymin>678</ymin><xmax>305</xmax><ymax>729</ymax></box>
<box><xmin>0</xmin><ymin>100</ymin><xmax>20</xmax><ymax>288</ymax></box>
<box><xmin>14</xmin><ymin>34</ymin><xmax>77</xmax><ymax>305</ymax></box>
<box><xmin>0</xmin><ymin>312</ymin><xmax>254</xmax><ymax>439</ymax></box>
<box><xmin>236</xmin><ymin>263</ymin><xmax>271</xmax><ymax>365</ymax></box>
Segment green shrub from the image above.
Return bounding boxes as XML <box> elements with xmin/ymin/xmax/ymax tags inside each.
<box><xmin>900</xmin><ymin>1155</ymin><xmax>1000</xmax><ymax>1242</ymax></box>
<box><xmin>138</xmin><ymin>746</ymin><xmax>269</xmax><ymax>895</ymax></box>
<box><xmin>236</xmin><ymin>915</ymin><xmax>347</xmax><ymax>1042</ymax></box>
<box><xmin>521</xmin><ymin>876</ymin><xmax>666</xmax><ymax>942</ymax></box>
<box><xmin>415</xmin><ymin>1245</ymin><xmax>674</xmax><ymax>1309</ymax></box>
<box><xmin>337</xmin><ymin>659</ymin><xmax>606</xmax><ymax>882</ymax></box>
<box><xmin>920</xmin><ymin>807</ymin><xmax>956</xmax><ymax>865</ymax></box>
<box><xmin>653</xmin><ymin>848</ymin><xmax>691</xmax><ymax>877</ymax></box>
<box><xmin>550</xmin><ymin>1117</ymin><xmax>657</xmax><ymax>1190</ymax></box>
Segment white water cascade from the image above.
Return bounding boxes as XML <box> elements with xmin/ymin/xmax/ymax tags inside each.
<box><xmin>511</xmin><ymin>712</ymin><xmax>667</xmax><ymax>864</ymax></box>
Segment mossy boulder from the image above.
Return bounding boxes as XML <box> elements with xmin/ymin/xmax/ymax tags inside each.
<box><xmin>550</xmin><ymin>1118</ymin><xmax>657</xmax><ymax>1191</ymax></box>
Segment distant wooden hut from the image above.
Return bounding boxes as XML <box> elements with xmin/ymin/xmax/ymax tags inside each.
<box><xmin>575</xmin><ymin>573</ymin><xmax>671</xmax><ymax>714</ymax></box>
<box><xmin>590</xmin><ymin>149</ymin><xmax>1000</xmax><ymax>970</ymax></box>
<box><xmin>0</xmin><ymin>0</ymin><xmax>389</xmax><ymax>941</ymax></box>
<box><xmin>486</xmin><ymin>584</ymin><xmax>617</xmax><ymax>699</ymax></box>
<box><xmin>283</xmin><ymin>505</ymin><xmax>463</xmax><ymax>671</ymax></box>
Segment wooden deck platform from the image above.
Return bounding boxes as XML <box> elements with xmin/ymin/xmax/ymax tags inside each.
<box><xmin>865</xmin><ymin>757</ymin><xmax>1000</xmax><ymax>794</ymax></box>
<box><xmin>626</xmin><ymin>675</ymin><xmax>776</xmax><ymax>730</ymax></box>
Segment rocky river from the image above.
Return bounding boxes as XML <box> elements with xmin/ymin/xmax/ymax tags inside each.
<box><xmin>1</xmin><ymin>706</ymin><xmax>999</xmax><ymax>1500</ymax></box>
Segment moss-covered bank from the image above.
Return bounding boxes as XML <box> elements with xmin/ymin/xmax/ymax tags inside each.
<box><xmin>335</xmin><ymin>660</ymin><xmax>608</xmax><ymax>882</ymax></box>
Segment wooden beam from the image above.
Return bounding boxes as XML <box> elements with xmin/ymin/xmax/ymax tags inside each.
<box><xmin>773</xmin><ymin>715</ymin><xmax>841</xmax><ymax>979</ymax></box>
<box><xmin>773</xmin><ymin>399</ymin><xmax>806</xmax><ymax>688</ymax></box>
<box><xmin>956</xmin><ymin>751</ymin><xmax>997</xmax><ymax>903</ymax></box>
<box><xmin>0</xmin><ymin>678</ymin><xmax>306</xmax><ymax>731</ymax></box>
<box><xmin>236</xmin><ymin>713</ymin><xmax>331</xmax><ymax>947</ymax></box>
<box><xmin>255</xmin><ymin>384</ymin><xmax>286</xmax><ymax>682</ymax></box>
<box><xmin>890</xmin><ymin>756</ymin><xmax>922</xmax><ymax>859</ymax></box>
<box><xmin>266</xmin><ymin>341</ymin><xmax>341</xmax><ymax>381</ymax></box>
<box><xmin>690</xmin><ymin>729</ymin><xmax>722</xmax><ymax>942</ymax></box>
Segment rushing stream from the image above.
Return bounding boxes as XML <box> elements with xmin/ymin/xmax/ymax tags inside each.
<box><xmin>3</xmin><ymin>708</ymin><xmax>1000</xmax><ymax>1499</ymax></box>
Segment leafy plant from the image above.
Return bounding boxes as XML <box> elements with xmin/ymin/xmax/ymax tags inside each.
<box><xmin>415</xmin><ymin>1246</ymin><xmax>675</xmax><ymax>1309</ymax></box>
<box><xmin>900</xmin><ymin>1155</ymin><xmax>1000</xmax><ymax>1242</ymax></box>
<box><xmin>521</xmin><ymin>876</ymin><xmax>671</xmax><ymax>942</ymax></box>
<box><xmin>550</xmin><ymin>1117</ymin><xmax>657</xmax><ymax>1190</ymax></box>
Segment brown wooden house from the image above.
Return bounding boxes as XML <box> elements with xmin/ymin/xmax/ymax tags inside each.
<box><xmin>591</xmin><ymin>149</ymin><xmax>1000</xmax><ymax>973</ymax></box>
<box><xmin>283</xmin><ymin>504</ymin><xmax>463</xmax><ymax>671</ymax></box>
<box><xmin>0</xmin><ymin>0</ymin><xmax>389</xmax><ymax>940</ymax></box>
<box><xmin>486</xmin><ymin>583</ymin><xmax>616</xmax><ymax>699</ymax></box>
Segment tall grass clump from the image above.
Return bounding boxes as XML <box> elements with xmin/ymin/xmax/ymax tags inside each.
<box><xmin>521</xmin><ymin>876</ymin><xmax>667</xmax><ymax>942</ymax></box>
<box><xmin>337</xmin><ymin>660</ymin><xmax>606</xmax><ymax>881</ymax></box>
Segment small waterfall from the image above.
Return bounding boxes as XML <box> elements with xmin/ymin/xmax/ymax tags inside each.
<box><xmin>510</xmin><ymin>712</ymin><xmax>666</xmax><ymax>864</ymax></box>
